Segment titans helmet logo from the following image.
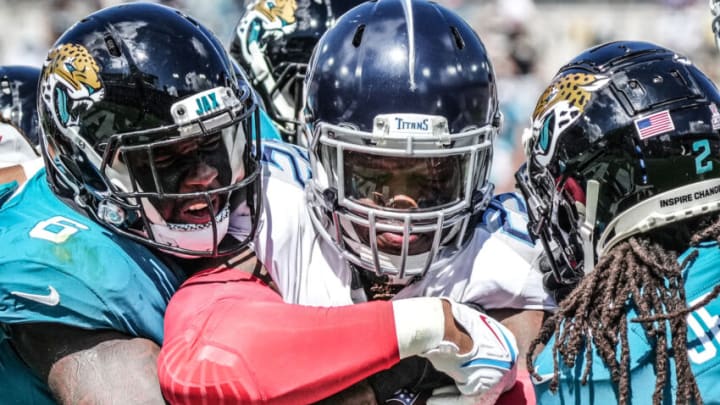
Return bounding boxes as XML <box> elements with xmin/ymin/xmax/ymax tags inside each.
<box><xmin>530</xmin><ymin>72</ymin><xmax>609</xmax><ymax>166</ymax></box>
<box><xmin>40</xmin><ymin>43</ymin><xmax>105</xmax><ymax>129</ymax></box>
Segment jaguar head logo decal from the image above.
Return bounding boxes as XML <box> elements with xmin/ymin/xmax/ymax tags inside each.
<box><xmin>530</xmin><ymin>72</ymin><xmax>609</xmax><ymax>163</ymax></box>
<box><xmin>40</xmin><ymin>43</ymin><xmax>105</xmax><ymax>128</ymax></box>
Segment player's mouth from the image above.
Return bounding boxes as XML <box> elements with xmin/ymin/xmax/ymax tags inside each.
<box><xmin>177</xmin><ymin>196</ymin><xmax>221</xmax><ymax>224</ymax></box>
<box><xmin>352</xmin><ymin>221</ymin><xmax>435</xmax><ymax>255</ymax></box>
<box><xmin>377</xmin><ymin>232</ymin><xmax>419</xmax><ymax>248</ymax></box>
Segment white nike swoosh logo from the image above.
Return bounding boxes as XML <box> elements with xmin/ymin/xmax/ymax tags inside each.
<box><xmin>531</xmin><ymin>372</ymin><xmax>555</xmax><ymax>384</ymax></box>
<box><xmin>10</xmin><ymin>286</ymin><xmax>61</xmax><ymax>306</ymax></box>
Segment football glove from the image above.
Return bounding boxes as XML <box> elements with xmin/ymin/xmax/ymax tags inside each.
<box><xmin>419</xmin><ymin>301</ymin><xmax>518</xmax><ymax>400</ymax></box>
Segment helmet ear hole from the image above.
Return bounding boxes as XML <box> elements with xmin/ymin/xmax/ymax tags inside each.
<box><xmin>104</xmin><ymin>36</ymin><xmax>121</xmax><ymax>57</ymax></box>
<box><xmin>449</xmin><ymin>26</ymin><xmax>465</xmax><ymax>50</ymax></box>
<box><xmin>352</xmin><ymin>24</ymin><xmax>366</xmax><ymax>48</ymax></box>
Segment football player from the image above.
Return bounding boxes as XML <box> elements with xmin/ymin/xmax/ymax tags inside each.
<box><xmin>0</xmin><ymin>3</ymin><xmax>263</xmax><ymax>403</ymax></box>
<box><xmin>229</xmin><ymin>0</ymin><xmax>364</xmax><ymax>144</ymax></box>
<box><xmin>159</xmin><ymin>0</ymin><xmax>552</xmax><ymax>403</ymax></box>
<box><xmin>518</xmin><ymin>41</ymin><xmax>720</xmax><ymax>404</ymax></box>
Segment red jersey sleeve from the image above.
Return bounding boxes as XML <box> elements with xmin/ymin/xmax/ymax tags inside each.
<box><xmin>158</xmin><ymin>268</ymin><xmax>400</xmax><ymax>405</ymax></box>
<box><xmin>495</xmin><ymin>369</ymin><xmax>536</xmax><ymax>405</ymax></box>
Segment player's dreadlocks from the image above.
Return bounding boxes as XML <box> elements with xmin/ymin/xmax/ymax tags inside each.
<box><xmin>528</xmin><ymin>215</ymin><xmax>720</xmax><ymax>405</ymax></box>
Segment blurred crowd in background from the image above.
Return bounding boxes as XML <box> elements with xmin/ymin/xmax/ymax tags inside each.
<box><xmin>1</xmin><ymin>0</ymin><xmax>716</xmax><ymax>192</ymax></box>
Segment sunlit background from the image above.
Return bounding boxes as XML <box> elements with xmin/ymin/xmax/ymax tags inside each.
<box><xmin>2</xmin><ymin>0</ymin><xmax>716</xmax><ymax>192</ymax></box>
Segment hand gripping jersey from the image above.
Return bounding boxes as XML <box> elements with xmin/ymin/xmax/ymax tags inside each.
<box><xmin>0</xmin><ymin>169</ymin><xmax>184</xmax><ymax>403</ymax></box>
<box><xmin>241</xmin><ymin>140</ymin><xmax>554</xmax><ymax>310</ymax></box>
<box><xmin>533</xmin><ymin>241</ymin><xmax>720</xmax><ymax>404</ymax></box>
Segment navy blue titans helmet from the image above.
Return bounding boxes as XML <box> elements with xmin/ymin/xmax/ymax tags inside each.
<box><xmin>304</xmin><ymin>0</ymin><xmax>501</xmax><ymax>282</ymax></box>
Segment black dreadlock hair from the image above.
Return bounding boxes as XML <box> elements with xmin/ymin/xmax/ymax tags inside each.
<box><xmin>528</xmin><ymin>214</ymin><xmax>720</xmax><ymax>405</ymax></box>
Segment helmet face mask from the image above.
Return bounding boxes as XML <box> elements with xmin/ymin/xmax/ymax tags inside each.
<box><xmin>38</xmin><ymin>3</ymin><xmax>262</xmax><ymax>258</ymax></box>
<box><xmin>95</xmin><ymin>103</ymin><xmax>257</xmax><ymax>256</ymax></box>
<box><xmin>309</xmin><ymin>116</ymin><xmax>495</xmax><ymax>280</ymax></box>
<box><xmin>526</xmin><ymin>166</ymin><xmax>584</xmax><ymax>267</ymax></box>
<box><xmin>517</xmin><ymin>41</ymin><xmax>720</xmax><ymax>279</ymax></box>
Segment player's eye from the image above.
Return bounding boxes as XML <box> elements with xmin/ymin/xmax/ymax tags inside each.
<box><xmin>153</xmin><ymin>153</ymin><xmax>177</xmax><ymax>169</ymax></box>
<box><xmin>199</xmin><ymin>134</ymin><xmax>222</xmax><ymax>151</ymax></box>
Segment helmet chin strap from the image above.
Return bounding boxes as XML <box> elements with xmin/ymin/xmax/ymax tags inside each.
<box><xmin>136</xmin><ymin>194</ymin><xmax>230</xmax><ymax>256</ymax></box>
<box><xmin>150</xmin><ymin>207</ymin><xmax>230</xmax><ymax>257</ymax></box>
<box><xmin>578</xmin><ymin>179</ymin><xmax>600</xmax><ymax>273</ymax></box>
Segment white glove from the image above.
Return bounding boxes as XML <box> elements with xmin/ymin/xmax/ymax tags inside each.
<box><xmin>419</xmin><ymin>301</ymin><xmax>518</xmax><ymax>401</ymax></box>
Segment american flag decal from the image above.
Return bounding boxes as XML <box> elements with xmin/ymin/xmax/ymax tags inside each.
<box><xmin>634</xmin><ymin>110</ymin><xmax>675</xmax><ymax>139</ymax></box>
<box><xmin>710</xmin><ymin>103</ymin><xmax>720</xmax><ymax>130</ymax></box>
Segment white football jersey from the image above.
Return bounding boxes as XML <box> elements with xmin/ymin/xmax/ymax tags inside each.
<box><xmin>231</xmin><ymin>140</ymin><xmax>555</xmax><ymax>310</ymax></box>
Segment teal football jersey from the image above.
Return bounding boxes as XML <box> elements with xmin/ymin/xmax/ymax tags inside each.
<box><xmin>0</xmin><ymin>110</ymin><xmax>278</xmax><ymax>403</ymax></box>
<box><xmin>533</xmin><ymin>241</ymin><xmax>720</xmax><ymax>404</ymax></box>
<box><xmin>0</xmin><ymin>169</ymin><xmax>184</xmax><ymax>403</ymax></box>
<box><xmin>0</xmin><ymin>335</ymin><xmax>54</xmax><ymax>404</ymax></box>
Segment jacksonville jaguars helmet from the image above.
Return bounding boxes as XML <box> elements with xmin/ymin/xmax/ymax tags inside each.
<box><xmin>304</xmin><ymin>0</ymin><xmax>501</xmax><ymax>281</ymax></box>
<box><xmin>517</xmin><ymin>40</ymin><xmax>720</xmax><ymax>280</ymax></box>
<box><xmin>38</xmin><ymin>3</ymin><xmax>262</xmax><ymax>257</ymax></box>
<box><xmin>0</xmin><ymin>65</ymin><xmax>41</xmax><ymax>167</ymax></box>
<box><xmin>230</xmin><ymin>0</ymin><xmax>363</xmax><ymax>143</ymax></box>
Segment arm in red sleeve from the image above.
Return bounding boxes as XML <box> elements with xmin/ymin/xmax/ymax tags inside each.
<box><xmin>158</xmin><ymin>268</ymin><xmax>400</xmax><ymax>405</ymax></box>
<box><xmin>495</xmin><ymin>369</ymin><xmax>536</xmax><ymax>405</ymax></box>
